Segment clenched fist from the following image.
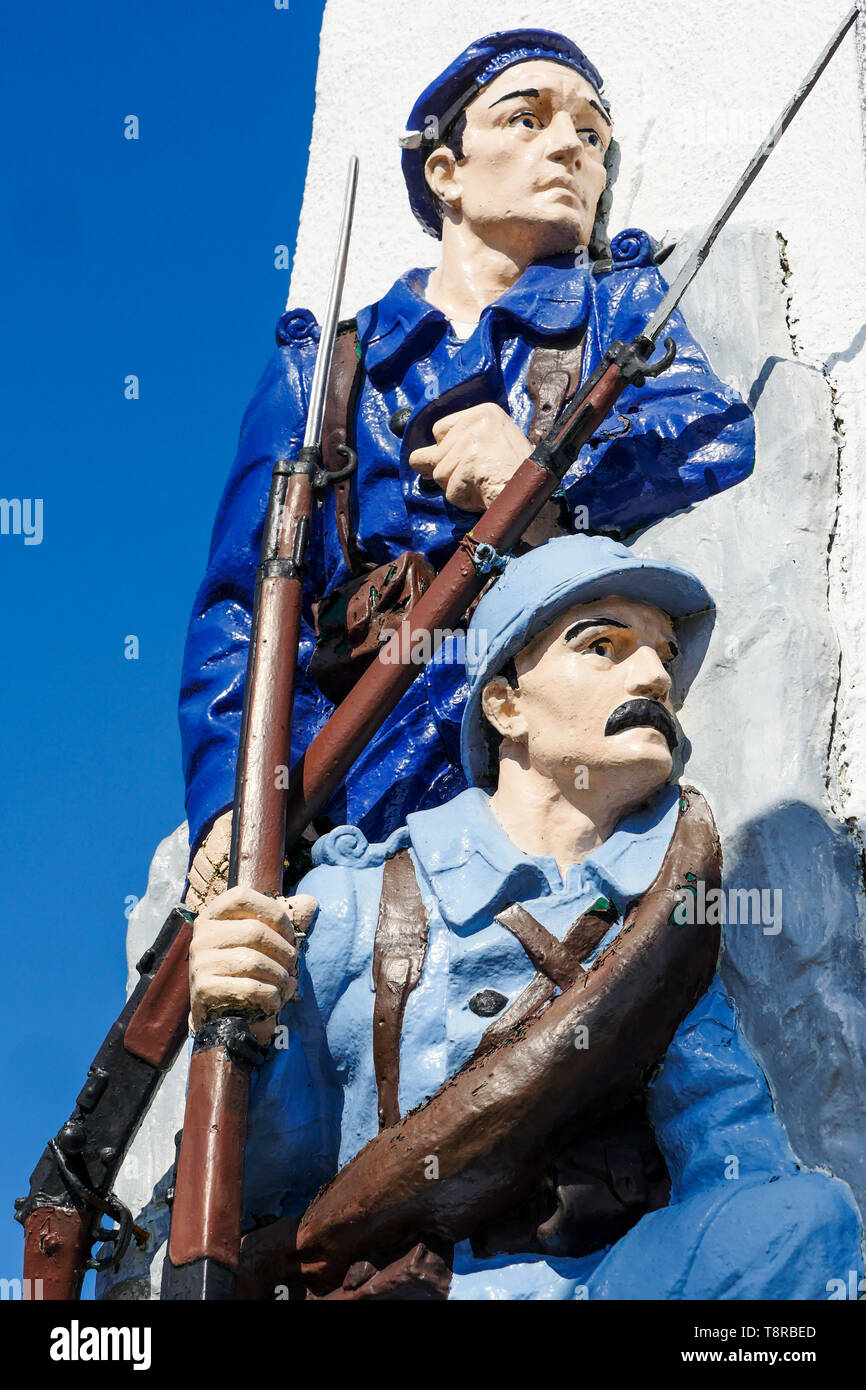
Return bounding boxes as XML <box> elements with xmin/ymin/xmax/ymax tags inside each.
<box><xmin>408</xmin><ymin>402</ymin><xmax>566</xmax><ymax>545</ymax></box>
<box><xmin>189</xmin><ymin>886</ymin><xmax>317</xmax><ymax>1045</ymax></box>
<box><xmin>408</xmin><ymin>402</ymin><xmax>530</xmax><ymax>512</ymax></box>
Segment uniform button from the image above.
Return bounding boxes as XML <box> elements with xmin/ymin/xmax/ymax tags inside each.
<box><xmin>389</xmin><ymin>407</ymin><xmax>412</xmax><ymax>438</ymax></box>
<box><xmin>469</xmin><ymin>989</ymin><xmax>508</xmax><ymax>1017</ymax></box>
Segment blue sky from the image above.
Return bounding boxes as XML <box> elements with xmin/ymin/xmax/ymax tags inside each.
<box><xmin>0</xmin><ymin>0</ymin><xmax>326</xmax><ymax>1290</ymax></box>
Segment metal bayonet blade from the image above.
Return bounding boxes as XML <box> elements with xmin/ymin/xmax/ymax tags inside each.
<box><xmin>644</xmin><ymin>5</ymin><xmax>859</xmax><ymax>343</ymax></box>
<box><xmin>303</xmin><ymin>156</ymin><xmax>360</xmax><ymax>450</ymax></box>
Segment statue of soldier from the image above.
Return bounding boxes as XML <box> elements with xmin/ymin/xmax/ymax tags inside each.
<box><xmin>188</xmin><ymin>535</ymin><xmax>861</xmax><ymax>1301</ymax></box>
<box><xmin>180</xmin><ymin>29</ymin><xmax>755</xmax><ymax>909</ymax></box>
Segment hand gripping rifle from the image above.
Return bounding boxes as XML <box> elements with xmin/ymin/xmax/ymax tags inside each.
<box><xmin>17</xmin><ymin>5</ymin><xmax>858</xmax><ymax>1299</ymax></box>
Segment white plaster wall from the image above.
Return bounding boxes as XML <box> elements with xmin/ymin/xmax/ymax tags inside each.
<box><xmin>101</xmin><ymin>1</ymin><xmax>866</xmax><ymax>1295</ymax></box>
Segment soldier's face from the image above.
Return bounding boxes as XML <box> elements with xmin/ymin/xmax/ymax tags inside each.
<box><xmin>504</xmin><ymin>596</ymin><xmax>679</xmax><ymax>796</ymax></box>
<box><xmin>434</xmin><ymin>60</ymin><xmax>611</xmax><ymax>256</ymax></box>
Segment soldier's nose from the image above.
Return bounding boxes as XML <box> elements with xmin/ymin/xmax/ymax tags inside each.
<box><xmin>547</xmin><ymin>110</ymin><xmax>582</xmax><ymax>161</ymax></box>
<box><xmin>624</xmin><ymin>651</ymin><xmax>672</xmax><ymax>702</ymax></box>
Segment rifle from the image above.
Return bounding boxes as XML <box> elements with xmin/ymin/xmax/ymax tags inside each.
<box><xmin>159</xmin><ymin>158</ymin><xmax>361</xmax><ymax>1300</ymax></box>
<box><xmin>15</xmin><ymin>156</ymin><xmax>360</xmax><ymax>1301</ymax></box>
<box><xmin>17</xmin><ymin>4</ymin><xmax>858</xmax><ymax>1298</ymax></box>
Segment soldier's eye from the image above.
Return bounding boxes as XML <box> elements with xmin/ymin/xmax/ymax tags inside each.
<box><xmin>510</xmin><ymin>111</ymin><xmax>543</xmax><ymax>130</ymax></box>
<box><xmin>577</xmin><ymin>129</ymin><xmax>603</xmax><ymax>149</ymax></box>
<box><xmin>586</xmin><ymin>638</ymin><xmax>613</xmax><ymax>658</ymax></box>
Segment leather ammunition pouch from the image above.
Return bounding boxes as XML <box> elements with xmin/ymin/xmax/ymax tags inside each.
<box><xmin>310</xmin><ymin>551</ymin><xmax>435</xmax><ymax>706</ymax></box>
<box><xmin>309</xmin><ymin>324</ymin><xmax>585</xmax><ymax>704</ymax></box>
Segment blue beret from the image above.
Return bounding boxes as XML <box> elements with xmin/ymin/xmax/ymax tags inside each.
<box><xmin>401</xmin><ymin>30</ymin><xmax>605</xmax><ymax>240</ymax></box>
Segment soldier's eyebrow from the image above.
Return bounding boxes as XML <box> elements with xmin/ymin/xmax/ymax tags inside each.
<box><xmin>489</xmin><ymin>88</ymin><xmax>611</xmax><ymax>135</ymax></box>
<box><xmin>488</xmin><ymin>87</ymin><xmax>540</xmax><ymax>109</ymax></box>
<box><xmin>563</xmin><ymin>617</ymin><xmax>631</xmax><ymax>643</ymax></box>
<box><xmin>588</xmin><ymin>98</ymin><xmax>612</xmax><ymax>128</ymax></box>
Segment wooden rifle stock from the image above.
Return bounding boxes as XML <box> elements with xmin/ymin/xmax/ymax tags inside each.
<box><xmin>18</xmin><ymin>904</ymin><xmax>196</xmax><ymax>1299</ymax></box>
<box><xmin>161</xmin><ymin>476</ymin><xmax>310</xmax><ymax>1300</ymax></box>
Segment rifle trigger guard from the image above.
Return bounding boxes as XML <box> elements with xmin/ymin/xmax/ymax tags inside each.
<box><xmin>48</xmin><ymin>1138</ymin><xmax>137</xmax><ymax>1274</ymax></box>
<box><xmin>641</xmin><ymin>336</ymin><xmax>677</xmax><ymax>378</ymax></box>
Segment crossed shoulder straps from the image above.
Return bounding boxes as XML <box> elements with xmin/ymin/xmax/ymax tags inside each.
<box><xmin>370</xmin><ymin>787</ymin><xmax>721</xmax><ymax>1134</ymax></box>
<box><xmin>370</xmin><ymin>839</ymin><xmax>616</xmax><ymax>1128</ymax></box>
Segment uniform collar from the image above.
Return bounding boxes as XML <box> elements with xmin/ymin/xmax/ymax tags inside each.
<box><xmin>356</xmin><ymin>268</ymin><xmax>446</xmax><ymax>383</ymax></box>
<box><xmin>357</xmin><ymin>257</ymin><xmax>592</xmax><ymax>387</ymax></box>
<box><xmin>406</xmin><ymin>782</ymin><xmax>682</xmax><ymax>932</ymax></box>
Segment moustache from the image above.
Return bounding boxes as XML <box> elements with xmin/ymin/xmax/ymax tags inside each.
<box><xmin>603</xmin><ymin>698</ymin><xmax>678</xmax><ymax>754</ymax></box>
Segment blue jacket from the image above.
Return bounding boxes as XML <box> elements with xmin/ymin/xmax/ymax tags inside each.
<box><xmin>243</xmin><ymin>785</ymin><xmax>861</xmax><ymax>1300</ymax></box>
<box><xmin>179</xmin><ymin>231</ymin><xmax>755</xmax><ymax>857</ymax></box>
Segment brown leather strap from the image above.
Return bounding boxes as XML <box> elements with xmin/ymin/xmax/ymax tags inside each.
<box><xmin>478</xmin><ymin>900</ymin><xmax>618</xmax><ymax>1056</ymax></box>
<box><xmin>496</xmin><ymin>903</ymin><xmax>589</xmax><ymax>990</ymax></box>
<box><xmin>322</xmin><ymin>321</ymin><xmax>368</xmax><ymax>576</ymax></box>
<box><xmin>526</xmin><ymin>334</ymin><xmax>586</xmax><ymax>445</ymax></box>
<box><xmin>372</xmin><ymin>849</ymin><xmax>429</xmax><ymax>1130</ymax></box>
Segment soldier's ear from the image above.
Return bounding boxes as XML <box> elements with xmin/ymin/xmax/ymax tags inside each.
<box><xmin>424</xmin><ymin>148</ymin><xmax>462</xmax><ymax>214</ymax></box>
<box><xmin>481</xmin><ymin>676</ymin><xmax>527</xmax><ymax>744</ymax></box>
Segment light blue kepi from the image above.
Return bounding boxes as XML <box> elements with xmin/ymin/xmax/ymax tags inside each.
<box><xmin>460</xmin><ymin>533</ymin><xmax>715</xmax><ymax>788</ymax></box>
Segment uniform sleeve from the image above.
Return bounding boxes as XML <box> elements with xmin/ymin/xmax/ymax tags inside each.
<box><xmin>242</xmin><ymin>859</ymin><xmax>380</xmax><ymax>1226</ymax></box>
<box><xmin>647</xmin><ymin>977</ymin><xmax>799</xmax><ymax>1201</ymax></box>
<box><xmin>178</xmin><ymin>311</ymin><xmax>321</xmax><ymax>859</ymax></box>
<box><xmin>563</xmin><ymin>261</ymin><xmax>755</xmax><ymax>538</ymax></box>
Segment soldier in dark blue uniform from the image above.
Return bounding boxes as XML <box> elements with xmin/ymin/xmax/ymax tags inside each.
<box><xmin>179</xmin><ymin>29</ymin><xmax>755</xmax><ymax>900</ymax></box>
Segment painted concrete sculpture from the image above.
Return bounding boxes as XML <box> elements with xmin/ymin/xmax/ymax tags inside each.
<box><xmin>21</xmin><ymin>15</ymin><xmax>865</xmax><ymax>1305</ymax></box>
<box><xmin>179</xmin><ymin>30</ymin><xmax>755</xmax><ymax>897</ymax></box>
<box><xmin>188</xmin><ymin>535</ymin><xmax>861</xmax><ymax>1300</ymax></box>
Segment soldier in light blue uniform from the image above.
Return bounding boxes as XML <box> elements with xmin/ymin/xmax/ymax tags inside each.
<box><xmin>190</xmin><ymin>536</ymin><xmax>860</xmax><ymax>1300</ymax></box>
<box><xmin>179</xmin><ymin>30</ymin><xmax>755</xmax><ymax>881</ymax></box>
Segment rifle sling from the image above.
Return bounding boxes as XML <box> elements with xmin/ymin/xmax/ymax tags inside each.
<box><xmin>322</xmin><ymin>321</ymin><xmax>368</xmax><ymax>576</ymax></box>
<box><xmin>372</xmin><ymin>849</ymin><xmax>430</xmax><ymax>1130</ymax></box>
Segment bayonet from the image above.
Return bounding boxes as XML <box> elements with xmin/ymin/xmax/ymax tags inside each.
<box><xmin>645</xmin><ymin>5</ymin><xmax>860</xmax><ymax>344</ymax></box>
